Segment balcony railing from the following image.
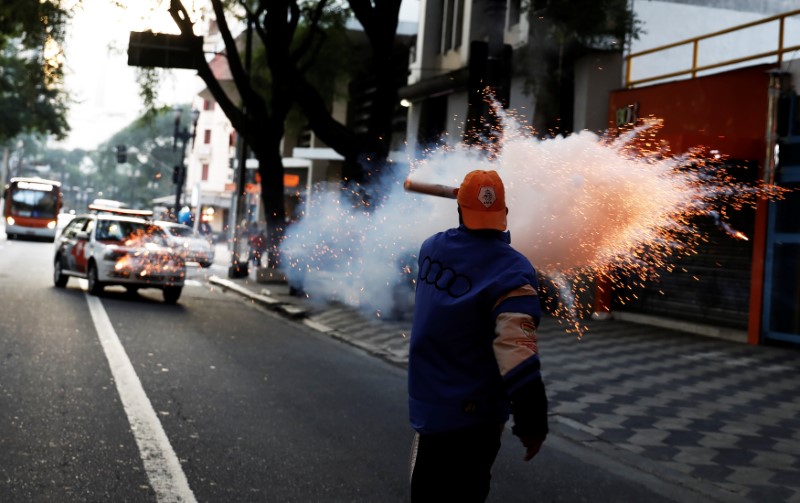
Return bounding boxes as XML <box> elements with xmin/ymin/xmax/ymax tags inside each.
<box><xmin>625</xmin><ymin>9</ymin><xmax>800</xmax><ymax>88</ymax></box>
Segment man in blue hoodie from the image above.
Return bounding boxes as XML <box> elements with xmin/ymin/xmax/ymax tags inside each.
<box><xmin>408</xmin><ymin>170</ymin><xmax>548</xmax><ymax>502</ymax></box>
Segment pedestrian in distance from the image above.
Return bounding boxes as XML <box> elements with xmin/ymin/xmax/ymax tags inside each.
<box><xmin>408</xmin><ymin>170</ymin><xmax>548</xmax><ymax>502</ymax></box>
<box><xmin>178</xmin><ymin>206</ymin><xmax>193</xmax><ymax>227</ymax></box>
<box><xmin>248</xmin><ymin>225</ymin><xmax>267</xmax><ymax>267</ymax></box>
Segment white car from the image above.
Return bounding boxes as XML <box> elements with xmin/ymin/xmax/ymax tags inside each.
<box><xmin>154</xmin><ymin>221</ymin><xmax>215</xmax><ymax>268</ymax></box>
<box><xmin>53</xmin><ymin>209</ymin><xmax>186</xmax><ymax>303</ymax></box>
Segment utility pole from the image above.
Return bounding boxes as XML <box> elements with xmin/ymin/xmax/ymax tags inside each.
<box><xmin>1</xmin><ymin>147</ymin><xmax>9</xmax><ymax>190</ymax></box>
<box><xmin>172</xmin><ymin>107</ymin><xmax>199</xmax><ymax>220</ymax></box>
<box><xmin>228</xmin><ymin>16</ymin><xmax>253</xmax><ymax>279</ymax></box>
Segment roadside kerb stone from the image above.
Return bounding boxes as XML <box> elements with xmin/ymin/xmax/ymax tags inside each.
<box><xmin>209</xmin><ymin>275</ymin><xmax>283</xmax><ymax>307</ymax></box>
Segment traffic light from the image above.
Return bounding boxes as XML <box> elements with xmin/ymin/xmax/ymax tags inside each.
<box><xmin>172</xmin><ymin>165</ymin><xmax>182</xmax><ymax>185</ymax></box>
<box><xmin>116</xmin><ymin>144</ymin><xmax>127</xmax><ymax>163</ymax></box>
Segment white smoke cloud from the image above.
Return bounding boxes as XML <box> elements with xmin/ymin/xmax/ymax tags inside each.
<box><xmin>281</xmin><ymin>175</ymin><xmax>455</xmax><ymax>316</ymax></box>
<box><xmin>280</xmin><ymin>110</ymin><xmax>765</xmax><ymax>319</ymax></box>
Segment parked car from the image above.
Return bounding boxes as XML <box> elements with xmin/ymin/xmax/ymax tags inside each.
<box><xmin>154</xmin><ymin>221</ymin><xmax>215</xmax><ymax>268</ymax></box>
<box><xmin>53</xmin><ymin>209</ymin><xmax>186</xmax><ymax>303</ymax></box>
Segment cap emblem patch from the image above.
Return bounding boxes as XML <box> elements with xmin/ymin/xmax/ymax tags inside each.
<box><xmin>477</xmin><ymin>186</ymin><xmax>496</xmax><ymax>208</ymax></box>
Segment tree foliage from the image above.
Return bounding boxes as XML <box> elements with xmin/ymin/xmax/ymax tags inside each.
<box><xmin>0</xmin><ymin>0</ymin><xmax>72</xmax><ymax>144</ymax></box>
<box><xmin>247</xmin><ymin>2</ymin><xmax>360</xmax><ymax>139</ymax></box>
<box><xmin>7</xmin><ymin>132</ymin><xmax>97</xmax><ymax>212</ymax></box>
<box><xmin>521</xmin><ymin>0</ymin><xmax>640</xmax><ymax>134</ymax></box>
<box><xmin>7</xmin><ymin>109</ymin><xmax>181</xmax><ymax>212</ymax></box>
<box><xmin>295</xmin><ymin>0</ymin><xmax>407</xmax><ymax>182</ymax></box>
<box><xmin>91</xmin><ymin>106</ymin><xmax>188</xmax><ymax>210</ymax></box>
<box><xmin>536</xmin><ymin>0</ymin><xmax>639</xmax><ymax>48</ymax></box>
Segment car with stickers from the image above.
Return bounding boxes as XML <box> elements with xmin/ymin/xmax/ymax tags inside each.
<box><xmin>53</xmin><ymin>205</ymin><xmax>186</xmax><ymax>303</ymax></box>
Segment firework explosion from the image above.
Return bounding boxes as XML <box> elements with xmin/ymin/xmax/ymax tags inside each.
<box><xmin>281</xmin><ymin>108</ymin><xmax>784</xmax><ymax>334</ymax></box>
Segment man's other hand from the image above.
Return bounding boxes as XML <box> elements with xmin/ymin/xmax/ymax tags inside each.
<box><xmin>519</xmin><ymin>435</ymin><xmax>546</xmax><ymax>461</ymax></box>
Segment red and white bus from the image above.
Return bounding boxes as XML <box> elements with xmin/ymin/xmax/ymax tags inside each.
<box><xmin>3</xmin><ymin>177</ymin><xmax>63</xmax><ymax>241</ymax></box>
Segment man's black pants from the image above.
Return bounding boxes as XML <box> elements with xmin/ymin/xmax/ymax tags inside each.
<box><xmin>409</xmin><ymin>423</ymin><xmax>503</xmax><ymax>503</ymax></box>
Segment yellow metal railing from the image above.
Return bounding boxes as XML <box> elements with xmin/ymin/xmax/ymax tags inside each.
<box><xmin>625</xmin><ymin>9</ymin><xmax>800</xmax><ymax>88</ymax></box>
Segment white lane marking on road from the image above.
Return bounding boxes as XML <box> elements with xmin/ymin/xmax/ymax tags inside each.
<box><xmin>86</xmin><ymin>294</ymin><xmax>197</xmax><ymax>503</ymax></box>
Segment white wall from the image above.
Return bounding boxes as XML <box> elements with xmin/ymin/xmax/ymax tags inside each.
<box><xmin>628</xmin><ymin>1</ymin><xmax>800</xmax><ymax>85</ymax></box>
<box><xmin>185</xmin><ymin>98</ymin><xmax>234</xmax><ymax>193</ymax></box>
<box><xmin>573</xmin><ymin>52</ymin><xmax>624</xmax><ymax>133</ymax></box>
<box><xmin>446</xmin><ymin>92</ymin><xmax>469</xmax><ymax>141</ymax></box>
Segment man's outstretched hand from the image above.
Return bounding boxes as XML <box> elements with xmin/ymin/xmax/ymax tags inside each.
<box><xmin>519</xmin><ymin>435</ymin><xmax>546</xmax><ymax>461</ymax></box>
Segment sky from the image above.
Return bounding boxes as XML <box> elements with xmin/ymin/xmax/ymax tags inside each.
<box><xmin>59</xmin><ymin>0</ymin><xmax>207</xmax><ymax>151</ymax></box>
<box><xmin>58</xmin><ymin>0</ymin><xmax>420</xmax><ymax>152</ymax></box>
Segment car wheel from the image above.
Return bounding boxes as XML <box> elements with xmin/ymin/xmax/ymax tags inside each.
<box><xmin>163</xmin><ymin>286</ymin><xmax>182</xmax><ymax>304</ymax></box>
<box><xmin>54</xmin><ymin>256</ymin><xmax>69</xmax><ymax>288</ymax></box>
<box><xmin>87</xmin><ymin>262</ymin><xmax>104</xmax><ymax>295</ymax></box>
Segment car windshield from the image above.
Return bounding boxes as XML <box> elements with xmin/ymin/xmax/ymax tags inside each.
<box><xmin>96</xmin><ymin>220</ymin><xmax>168</xmax><ymax>246</ymax></box>
<box><xmin>167</xmin><ymin>225</ymin><xmax>195</xmax><ymax>238</ymax></box>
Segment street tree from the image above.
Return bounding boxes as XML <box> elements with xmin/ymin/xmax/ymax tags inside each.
<box><xmin>0</xmin><ymin>0</ymin><xmax>72</xmax><ymax>144</ymax></box>
<box><xmin>166</xmin><ymin>0</ymin><xmax>316</xmax><ymax>268</ymax></box>
<box><xmin>162</xmin><ymin>0</ymin><xmax>405</xmax><ymax>269</ymax></box>
<box><xmin>292</xmin><ymin>0</ymin><xmax>407</xmax><ymax>185</ymax></box>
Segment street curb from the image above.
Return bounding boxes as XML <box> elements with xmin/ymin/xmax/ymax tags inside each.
<box><xmin>208</xmin><ymin>275</ymin><xmax>311</xmax><ymax>320</ymax></box>
<box><xmin>208</xmin><ymin>276</ymin><xmax>408</xmax><ymax>366</ymax></box>
<box><xmin>302</xmin><ymin>319</ymin><xmax>336</xmax><ymax>333</ymax></box>
<box><xmin>322</xmin><ymin>328</ymin><xmax>410</xmax><ymax>368</ymax></box>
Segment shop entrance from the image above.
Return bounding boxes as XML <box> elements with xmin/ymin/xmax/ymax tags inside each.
<box><xmin>762</xmin><ymin>136</ymin><xmax>800</xmax><ymax>345</ymax></box>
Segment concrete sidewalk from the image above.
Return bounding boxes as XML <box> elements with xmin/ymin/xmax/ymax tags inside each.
<box><xmin>208</xmin><ymin>271</ymin><xmax>800</xmax><ymax>503</ymax></box>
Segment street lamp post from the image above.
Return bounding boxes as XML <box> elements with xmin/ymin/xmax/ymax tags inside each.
<box><xmin>228</xmin><ymin>16</ymin><xmax>254</xmax><ymax>279</ymax></box>
<box><xmin>172</xmin><ymin>106</ymin><xmax>200</xmax><ymax>219</ymax></box>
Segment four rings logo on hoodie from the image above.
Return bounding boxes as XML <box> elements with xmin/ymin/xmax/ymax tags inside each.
<box><xmin>418</xmin><ymin>256</ymin><xmax>472</xmax><ymax>298</ymax></box>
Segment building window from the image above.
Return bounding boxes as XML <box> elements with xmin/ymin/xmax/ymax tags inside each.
<box><xmin>433</xmin><ymin>1</ymin><xmax>443</xmax><ymax>54</ymax></box>
<box><xmin>204</xmin><ymin>129</ymin><xmax>211</xmax><ymax>144</ymax></box>
<box><xmin>454</xmin><ymin>0</ymin><xmax>463</xmax><ymax>49</ymax></box>
<box><xmin>418</xmin><ymin>95</ymin><xmax>448</xmax><ymax>149</ymax></box>
<box><xmin>201</xmin><ymin>163</ymin><xmax>209</xmax><ymax>181</ymax></box>
<box><xmin>440</xmin><ymin>0</ymin><xmax>464</xmax><ymax>53</ymax></box>
<box><xmin>508</xmin><ymin>0</ymin><xmax>521</xmax><ymax>27</ymax></box>
<box><xmin>441</xmin><ymin>0</ymin><xmax>454</xmax><ymax>52</ymax></box>
<box><xmin>203</xmin><ymin>99</ymin><xmax>214</xmax><ymax>111</ymax></box>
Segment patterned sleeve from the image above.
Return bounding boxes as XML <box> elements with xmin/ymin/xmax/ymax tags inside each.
<box><xmin>493</xmin><ymin>286</ymin><xmax>548</xmax><ymax>437</ymax></box>
<box><xmin>493</xmin><ymin>310</ymin><xmax>541</xmax><ymax>395</ymax></box>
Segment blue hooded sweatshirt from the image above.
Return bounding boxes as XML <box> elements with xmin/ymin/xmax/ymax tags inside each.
<box><xmin>408</xmin><ymin>225</ymin><xmax>542</xmax><ymax>434</ymax></box>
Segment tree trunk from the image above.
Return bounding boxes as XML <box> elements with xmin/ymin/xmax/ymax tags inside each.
<box><xmin>252</xmin><ymin>137</ymin><xmax>286</xmax><ymax>270</ymax></box>
<box><xmin>363</xmin><ymin>52</ymin><xmax>399</xmax><ymax>172</ymax></box>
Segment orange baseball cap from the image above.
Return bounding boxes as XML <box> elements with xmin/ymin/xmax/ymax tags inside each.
<box><xmin>457</xmin><ymin>170</ymin><xmax>507</xmax><ymax>231</ymax></box>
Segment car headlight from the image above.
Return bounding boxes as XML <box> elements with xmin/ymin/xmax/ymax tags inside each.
<box><xmin>47</xmin><ymin>220</ymin><xmax>57</xmax><ymax>229</ymax></box>
<box><xmin>6</xmin><ymin>216</ymin><xmax>15</xmax><ymax>226</ymax></box>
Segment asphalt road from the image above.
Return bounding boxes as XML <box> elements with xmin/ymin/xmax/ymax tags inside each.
<box><xmin>0</xmin><ymin>233</ymin><xmax>707</xmax><ymax>502</ymax></box>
